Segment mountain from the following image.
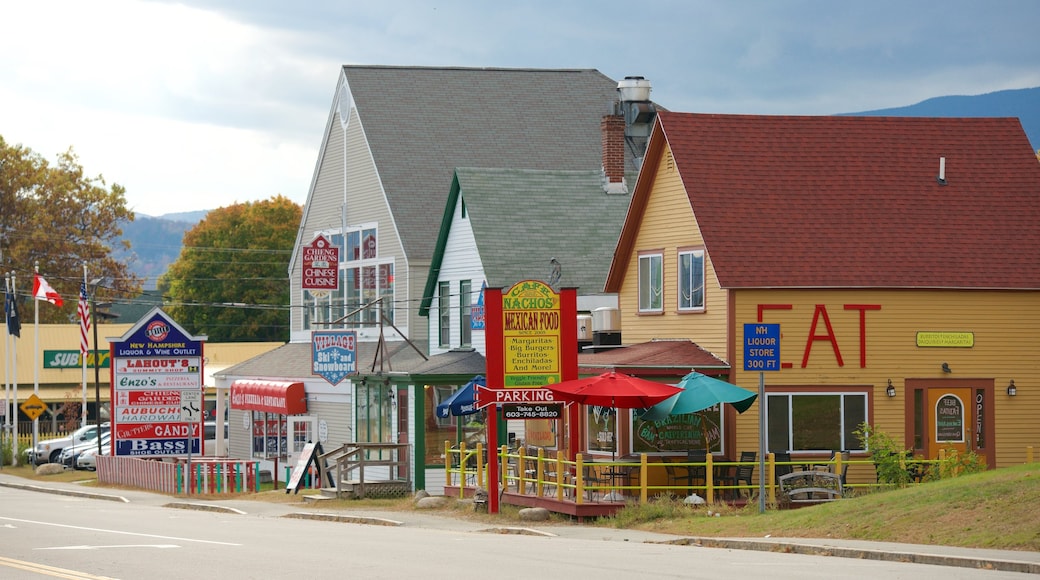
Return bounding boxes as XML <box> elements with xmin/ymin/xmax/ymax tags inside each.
<box><xmin>845</xmin><ymin>87</ymin><xmax>1039</xmax><ymax>151</ymax></box>
<box><xmin>116</xmin><ymin>212</ymin><xmax>208</xmax><ymax>290</ymax></box>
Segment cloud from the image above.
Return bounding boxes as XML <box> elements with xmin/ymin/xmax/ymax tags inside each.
<box><xmin>1</xmin><ymin>0</ymin><xmax>1038</xmax><ymax>215</ymax></box>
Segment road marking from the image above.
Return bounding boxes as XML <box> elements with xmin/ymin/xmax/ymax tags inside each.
<box><xmin>0</xmin><ymin>555</ymin><xmax>119</xmax><ymax>579</ymax></box>
<box><xmin>40</xmin><ymin>544</ymin><xmax>181</xmax><ymax>550</ymax></box>
<box><xmin>0</xmin><ymin>516</ymin><xmax>240</xmax><ymax>546</ymax></box>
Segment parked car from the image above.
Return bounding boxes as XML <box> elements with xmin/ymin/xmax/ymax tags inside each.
<box><xmin>25</xmin><ymin>423</ymin><xmax>110</xmax><ymax>465</ymax></box>
<box><xmin>76</xmin><ymin>439</ymin><xmax>111</xmax><ymax>471</ymax></box>
<box><xmin>62</xmin><ymin>432</ymin><xmax>111</xmax><ymax>469</ymax></box>
<box><xmin>204</xmin><ymin>421</ymin><xmax>229</xmax><ymax>457</ymax></box>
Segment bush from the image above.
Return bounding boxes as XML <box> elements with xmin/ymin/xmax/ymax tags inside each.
<box><xmin>854</xmin><ymin>423</ymin><xmax>914</xmax><ymax>487</ymax></box>
<box><xmin>923</xmin><ymin>447</ymin><xmax>987</xmax><ymax>481</ymax></box>
<box><xmin>855</xmin><ymin>423</ymin><xmax>987</xmax><ymax>486</ymax></box>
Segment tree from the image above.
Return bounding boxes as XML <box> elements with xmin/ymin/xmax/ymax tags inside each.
<box><xmin>158</xmin><ymin>196</ymin><xmax>300</xmax><ymax>342</ymax></box>
<box><xmin>0</xmin><ymin>136</ymin><xmax>141</xmax><ymax>321</ymax></box>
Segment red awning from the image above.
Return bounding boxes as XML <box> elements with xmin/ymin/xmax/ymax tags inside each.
<box><xmin>230</xmin><ymin>380</ymin><xmax>307</xmax><ymax>415</ymax></box>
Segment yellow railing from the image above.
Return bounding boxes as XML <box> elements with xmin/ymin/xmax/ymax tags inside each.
<box><xmin>444</xmin><ymin>441</ymin><xmax>486</xmax><ymax>498</ymax></box>
<box><xmin>445</xmin><ymin>446</ymin><xmax>957</xmax><ymax>504</ymax></box>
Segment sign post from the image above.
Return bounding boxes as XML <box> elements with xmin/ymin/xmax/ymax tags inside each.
<box><xmin>744</xmin><ymin>323</ymin><xmax>780</xmax><ymax>514</ymax></box>
<box><xmin>181</xmin><ymin>389</ymin><xmax>202</xmax><ymax>492</ymax></box>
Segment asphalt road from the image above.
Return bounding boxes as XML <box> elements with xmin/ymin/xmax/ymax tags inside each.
<box><xmin>0</xmin><ymin>481</ymin><xmax>1035</xmax><ymax>579</ymax></box>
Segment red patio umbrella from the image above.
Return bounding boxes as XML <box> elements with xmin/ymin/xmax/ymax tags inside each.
<box><xmin>545</xmin><ymin>371</ymin><xmax>682</xmax><ymax>483</ymax></box>
<box><xmin>544</xmin><ymin>371</ymin><xmax>682</xmax><ymax>408</ymax></box>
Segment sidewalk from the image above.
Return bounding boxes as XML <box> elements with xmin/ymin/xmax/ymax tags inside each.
<box><xmin>2</xmin><ymin>473</ymin><xmax>1037</xmax><ymax>575</ymax></box>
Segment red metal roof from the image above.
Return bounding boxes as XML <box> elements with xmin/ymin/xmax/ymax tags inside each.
<box><xmin>611</xmin><ymin>112</ymin><xmax>1040</xmax><ymax>290</ymax></box>
<box><xmin>578</xmin><ymin>339</ymin><xmax>729</xmax><ymax>374</ymax></box>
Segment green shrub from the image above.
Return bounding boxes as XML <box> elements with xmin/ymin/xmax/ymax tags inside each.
<box><xmin>854</xmin><ymin>423</ymin><xmax>914</xmax><ymax>487</ymax></box>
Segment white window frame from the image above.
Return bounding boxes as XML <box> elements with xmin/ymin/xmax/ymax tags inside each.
<box><xmin>638</xmin><ymin>253</ymin><xmax>663</xmax><ymax>312</ymax></box>
<box><xmin>678</xmin><ymin>249</ymin><xmax>705</xmax><ymax>311</ymax></box>
<box><xmin>438</xmin><ymin>281</ymin><xmax>451</xmax><ymax>348</ymax></box>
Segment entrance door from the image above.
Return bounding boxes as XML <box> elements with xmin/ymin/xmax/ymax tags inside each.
<box><xmin>926</xmin><ymin>387</ymin><xmax>973</xmax><ymax>456</ymax></box>
<box><xmin>287</xmin><ymin>415</ymin><xmax>317</xmax><ymax>467</ymax></box>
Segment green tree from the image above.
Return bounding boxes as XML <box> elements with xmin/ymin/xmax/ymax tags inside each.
<box><xmin>158</xmin><ymin>196</ymin><xmax>300</xmax><ymax>342</ymax></box>
<box><xmin>0</xmin><ymin>136</ymin><xmax>141</xmax><ymax>319</ymax></box>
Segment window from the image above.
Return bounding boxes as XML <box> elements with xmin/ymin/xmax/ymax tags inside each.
<box><xmin>678</xmin><ymin>249</ymin><xmax>705</xmax><ymax>311</ymax></box>
<box><xmin>766</xmin><ymin>392</ymin><xmax>867</xmax><ymax>453</ymax></box>
<box><xmin>638</xmin><ymin>253</ymin><xmax>663</xmax><ymax>312</ymax></box>
<box><xmin>438</xmin><ymin>281</ymin><xmax>451</xmax><ymax>347</ymax></box>
<box><xmin>308</xmin><ymin>224</ymin><xmax>394</xmax><ymax>331</ymax></box>
<box><xmin>459</xmin><ymin>280</ymin><xmax>472</xmax><ymax>346</ymax></box>
<box><xmin>633</xmin><ymin>406</ymin><xmax>723</xmax><ymax>454</ymax></box>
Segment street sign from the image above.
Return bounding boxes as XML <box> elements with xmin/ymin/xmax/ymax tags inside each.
<box><xmin>744</xmin><ymin>323</ymin><xmax>781</xmax><ymax>372</ymax></box>
<box><xmin>20</xmin><ymin>394</ymin><xmax>47</xmax><ymax>420</ymax></box>
<box><xmin>180</xmin><ymin>390</ymin><xmax>202</xmax><ymax>422</ymax></box>
<box><xmin>474</xmin><ymin>385</ymin><xmax>556</xmax><ymax>409</ymax></box>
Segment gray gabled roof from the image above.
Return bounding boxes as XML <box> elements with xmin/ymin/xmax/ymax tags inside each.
<box><xmin>342</xmin><ymin>66</ymin><xmax>623</xmax><ymax>261</ymax></box>
<box><xmin>419</xmin><ymin>168</ymin><xmax>633</xmax><ymax>315</ymax></box>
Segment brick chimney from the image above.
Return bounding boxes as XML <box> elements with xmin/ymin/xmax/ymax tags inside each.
<box><xmin>601</xmin><ymin>114</ymin><xmax>626</xmax><ymax>193</ymax></box>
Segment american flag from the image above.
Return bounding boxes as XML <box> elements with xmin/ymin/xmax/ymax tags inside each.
<box><xmin>78</xmin><ymin>282</ymin><xmax>91</xmax><ymax>358</ymax></box>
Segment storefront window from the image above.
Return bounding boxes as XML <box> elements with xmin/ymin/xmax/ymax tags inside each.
<box><xmin>633</xmin><ymin>406</ymin><xmax>722</xmax><ymax>453</ymax></box>
<box><xmin>766</xmin><ymin>392</ymin><xmax>867</xmax><ymax>452</ymax></box>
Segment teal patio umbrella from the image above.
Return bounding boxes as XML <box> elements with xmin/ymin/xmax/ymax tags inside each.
<box><xmin>639</xmin><ymin>371</ymin><xmax>757</xmax><ymax>421</ymax></box>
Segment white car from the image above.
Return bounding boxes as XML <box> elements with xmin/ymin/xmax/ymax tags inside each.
<box><xmin>65</xmin><ymin>432</ymin><xmax>111</xmax><ymax>469</ymax></box>
<box><xmin>76</xmin><ymin>437</ymin><xmax>112</xmax><ymax>471</ymax></box>
<box><xmin>26</xmin><ymin>423</ymin><xmax>110</xmax><ymax>465</ymax></box>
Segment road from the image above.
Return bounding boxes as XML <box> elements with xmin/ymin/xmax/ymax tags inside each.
<box><xmin>0</xmin><ymin>485</ymin><xmax>1030</xmax><ymax>579</ymax></box>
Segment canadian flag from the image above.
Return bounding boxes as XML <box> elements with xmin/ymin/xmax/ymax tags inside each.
<box><xmin>33</xmin><ymin>274</ymin><xmax>64</xmax><ymax>307</ymax></box>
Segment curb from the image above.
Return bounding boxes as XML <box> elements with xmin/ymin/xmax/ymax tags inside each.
<box><xmin>0</xmin><ymin>481</ymin><xmax>129</xmax><ymax>503</ymax></box>
<box><xmin>660</xmin><ymin>537</ymin><xmax>1040</xmax><ymax>575</ymax></box>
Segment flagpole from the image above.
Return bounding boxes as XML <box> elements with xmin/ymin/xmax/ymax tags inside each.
<box><xmin>3</xmin><ymin>273</ymin><xmax>10</xmax><ymax>465</ymax></box>
<box><xmin>10</xmin><ymin>272</ymin><xmax>17</xmax><ymax>467</ymax></box>
<box><xmin>33</xmin><ymin>262</ymin><xmax>40</xmax><ymax>461</ymax></box>
<box><xmin>81</xmin><ymin>263</ymin><xmax>88</xmax><ymax>428</ymax></box>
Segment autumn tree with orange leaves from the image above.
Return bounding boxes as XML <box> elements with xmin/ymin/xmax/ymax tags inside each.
<box><xmin>158</xmin><ymin>196</ymin><xmax>301</xmax><ymax>342</ymax></box>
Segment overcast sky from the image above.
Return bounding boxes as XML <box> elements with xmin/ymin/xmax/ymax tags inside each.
<box><xmin>2</xmin><ymin>1</ymin><xmax>1038</xmax><ymax>217</ymax></box>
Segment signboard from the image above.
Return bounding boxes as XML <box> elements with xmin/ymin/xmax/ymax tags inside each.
<box><xmin>111</xmin><ymin>308</ymin><xmax>205</xmax><ymax>458</ymax></box>
<box><xmin>20</xmin><ymin>393</ymin><xmax>47</xmax><ymax>420</ymax></box>
<box><xmin>501</xmin><ymin>280</ymin><xmax>561</xmax><ymax>387</ymax></box>
<box><xmin>502</xmin><ymin>403</ymin><xmax>561</xmax><ymax>420</ymax></box>
<box><xmin>286</xmin><ymin>441</ymin><xmax>323</xmax><ymax>494</ymax></box>
<box><xmin>475</xmin><ymin>385</ymin><xmax>556</xmax><ymax>409</ymax></box>
<box><xmin>744</xmin><ymin>323</ymin><xmax>781</xmax><ymax>372</ymax></box>
<box><xmin>44</xmin><ymin>350</ymin><xmax>111</xmax><ymax>369</ymax></box>
<box><xmin>180</xmin><ymin>389</ymin><xmax>202</xmax><ymax>421</ymax></box>
<box><xmin>471</xmin><ymin>281</ymin><xmax>486</xmax><ymax>330</ymax></box>
<box><xmin>916</xmin><ymin>332</ymin><xmax>974</xmax><ymax>348</ymax></box>
<box><xmin>311</xmin><ymin>330</ymin><xmax>357</xmax><ymax>385</ymax></box>
<box><xmin>935</xmin><ymin>394</ymin><xmax>965</xmax><ymax>442</ymax></box>
<box><xmin>301</xmin><ymin>234</ymin><xmax>340</xmax><ymax>292</ymax></box>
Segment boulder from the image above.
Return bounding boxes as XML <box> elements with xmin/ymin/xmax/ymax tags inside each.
<box><xmin>415</xmin><ymin>496</ymin><xmax>450</xmax><ymax>510</ymax></box>
<box><xmin>35</xmin><ymin>463</ymin><xmax>66</xmax><ymax>476</ymax></box>
<box><xmin>518</xmin><ymin>507</ymin><xmax>550</xmax><ymax>522</ymax></box>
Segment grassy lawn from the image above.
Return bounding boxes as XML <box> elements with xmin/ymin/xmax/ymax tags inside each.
<box><xmin>5</xmin><ymin>462</ymin><xmax>1037</xmax><ymax>552</ymax></box>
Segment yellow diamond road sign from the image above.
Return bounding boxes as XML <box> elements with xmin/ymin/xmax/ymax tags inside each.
<box><xmin>20</xmin><ymin>394</ymin><xmax>47</xmax><ymax>421</ymax></box>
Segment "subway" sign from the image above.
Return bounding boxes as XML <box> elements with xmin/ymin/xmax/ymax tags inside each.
<box><xmin>44</xmin><ymin>350</ymin><xmax>111</xmax><ymax>369</ymax></box>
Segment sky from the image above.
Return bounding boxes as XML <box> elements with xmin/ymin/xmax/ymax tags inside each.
<box><xmin>2</xmin><ymin>1</ymin><xmax>1038</xmax><ymax>217</ymax></box>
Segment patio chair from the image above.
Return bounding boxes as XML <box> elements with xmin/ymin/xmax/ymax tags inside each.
<box><xmin>581</xmin><ymin>463</ymin><xmax>609</xmax><ymax>501</ymax></box>
<box><xmin>665</xmin><ymin>458</ymin><xmax>696</xmax><ymax>496</ymax></box>
<box><xmin>773</xmin><ymin>452</ymin><xmax>794</xmax><ymax>484</ymax></box>
<box><xmin>727</xmin><ymin>451</ymin><xmax>756</xmax><ymax>500</ymax></box>
<box><xmin>686</xmin><ymin>449</ymin><xmax>707</xmax><ymax>488</ymax></box>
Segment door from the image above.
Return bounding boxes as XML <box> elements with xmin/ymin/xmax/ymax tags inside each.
<box><xmin>926</xmin><ymin>387</ymin><xmax>973</xmax><ymax>456</ymax></box>
<box><xmin>286</xmin><ymin>415</ymin><xmax>317</xmax><ymax>467</ymax></box>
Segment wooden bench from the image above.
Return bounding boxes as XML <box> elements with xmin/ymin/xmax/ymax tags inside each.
<box><xmin>778</xmin><ymin>470</ymin><xmax>843</xmax><ymax>507</ymax></box>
